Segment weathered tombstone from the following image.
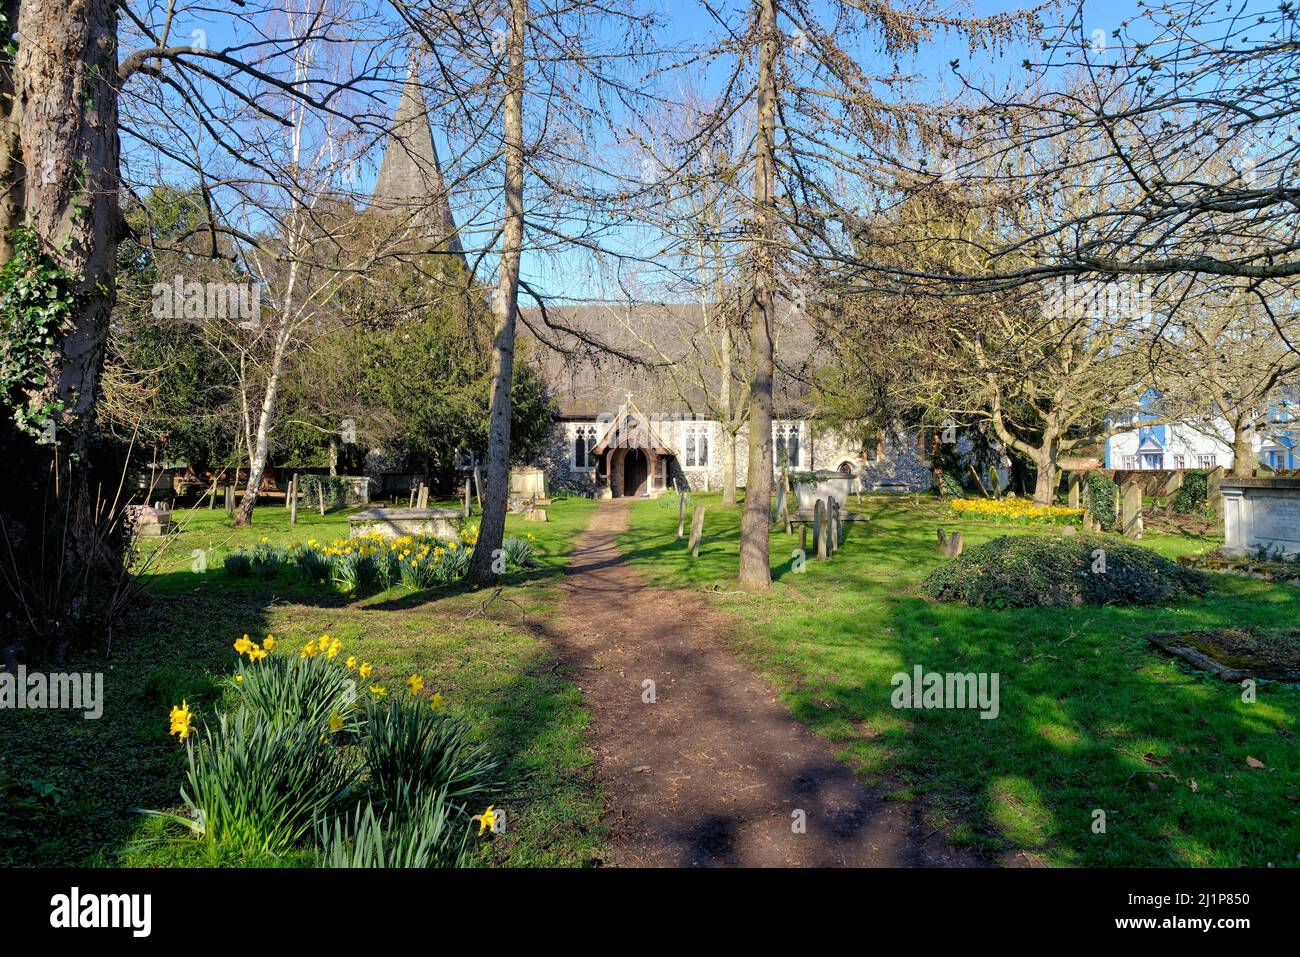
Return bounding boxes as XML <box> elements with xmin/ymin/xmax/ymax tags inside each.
<box><xmin>814</xmin><ymin>499</ymin><xmax>828</xmax><ymax>560</ymax></box>
<box><xmin>799</xmin><ymin>522</ymin><xmax>808</xmax><ymax>554</ymax></box>
<box><xmin>775</xmin><ymin>482</ymin><xmax>786</xmax><ymax>527</ymax></box>
<box><xmin>318</xmin><ymin>482</ymin><xmax>327</xmax><ymax>516</ymax></box>
<box><xmin>676</xmin><ymin>490</ymin><xmax>686</xmax><ymax>540</ymax></box>
<box><xmin>417</xmin><ymin>483</ymin><xmax>429</xmax><ymax>510</ymax></box>
<box><xmin>1067</xmin><ymin>472</ymin><xmax>1081</xmax><ymax>509</ymax></box>
<box><xmin>225</xmin><ymin>484</ymin><xmax>234</xmax><ymax>517</ymax></box>
<box><xmin>408</xmin><ymin>485</ymin><xmax>417</xmax><ymax>507</ymax></box>
<box><xmin>1121</xmin><ymin>481</ymin><xmax>1143</xmax><ymax>539</ymax></box>
<box><xmin>473</xmin><ymin>466</ymin><xmax>484</xmax><ymax>509</ymax></box>
<box><xmin>1083</xmin><ymin>508</ymin><xmax>1098</xmax><ymax>533</ymax></box>
<box><xmin>208</xmin><ymin>476</ymin><xmax>219</xmax><ymax>510</ymax></box>
<box><xmin>1206</xmin><ymin>465</ymin><xmax>1225</xmax><ymax>518</ymax></box>
<box><xmin>829</xmin><ymin>499</ymin><xmax>841</xmax><ymax>554</ymax></box>
<box><xmin>1162</xmin><ymin>470</ymin><xmax>1184</xmax><ymax>508</ymax></box>
<box><xmin>525</xmin><ymin>507</ymin><xmax>548</xmax><ymax>522</ymax></box>
<box><xmin>936</xmin><ymin>528</ymin><xmax>963</xmax><ymax>558</ymax></box>
<box><xmin>688</xmin><ymin>504</ymin><xmax>705</xmax><ymax>558</ymax></box>
<box><xmin>463</xmin><ymin>481</ymin><xmax>472</xmax><ymax>518</ymax></box>
<box><xmin>290</xmin><ymin>474</ymin><xmax>299</xmax><ymax>525</ymax></box>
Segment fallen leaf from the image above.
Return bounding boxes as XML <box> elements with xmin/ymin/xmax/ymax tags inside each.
<box><xmin>1246</xmin><ymin>756</ymin><xmax>1266</xmax><ymax>769</ymax></box>
<box><xmin>1189</xmin><ymin>779</ymin><xmax>1198</xmax><ymax>793</ymax></box>
<box><xmin>631</xmin><ymin>765</ymin><xmax>651</xmax><ymax>773</ymax></box>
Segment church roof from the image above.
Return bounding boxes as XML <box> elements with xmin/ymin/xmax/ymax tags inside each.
<box><xmin>372</xmin><ymin>53</ymin><xmax>465</xmax><ymax>263</ymax></box>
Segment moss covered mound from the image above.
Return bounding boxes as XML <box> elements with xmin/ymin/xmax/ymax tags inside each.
<box><xmin>921</xmin><ymin>534</ymin><xmax>1210</xmax><ymax>608</ymax></box>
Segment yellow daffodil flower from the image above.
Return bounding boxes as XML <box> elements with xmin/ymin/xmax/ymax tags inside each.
<box><xmin>169</xmin><ymin>700</ymin><xmax>195</xmax><ymax>743</ymax></box>
<box><xmin>407</xmin><ymin>674</ymin><xmax>424</xmax><ymax>695</ymax></box>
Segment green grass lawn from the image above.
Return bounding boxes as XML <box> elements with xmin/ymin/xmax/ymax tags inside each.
<box><xmin>0</xmin><ymin>496</ymin><xmax>605</xmax><ymax>868</ymax></box>
<box><xmin>619</xmin><ymin>492</ymin><xmax>1300</xmax><ymax>867</ymax></box>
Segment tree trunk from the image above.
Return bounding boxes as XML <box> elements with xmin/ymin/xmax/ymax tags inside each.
<box><xmin>1232</xmin><ymin>420</ymin><xmax>1255</xmax><ymax>477</ymax></box>
<box><xmin>467</xmin><ymin>0</ymin><xmax>526</xmax><ymax>586</ymax></box>
<box><xmin>1032</xmin><ymin>452</ymin><xmax>1058</xmax><ymax>507</ymax></box>
<box><xmin>328</xmin><ymin>436</ymin><xmax>338</xmax><ymax>476</ymax></box>
<box><xmin>0</xmin><ymin>0</ymin><xmax>24</xmax><ymax>259</ymax></box>
<box><xmin>13</xmin><ymin>0</ymin><xmax>122</xmax><ymax>447</ymax></box>
<box><xmin>235</xmin><ymin>337</ymin><xmax>289</xmax><ymax>525</ymax></box>
<box><xmin>738</xmin><ymin>0</ymin><xmax>777</xmax><ymax>592</ymax></box>
<box><xmin>722</xmin><ymin>429</ymin><xmax>737</xmax><ymax>507</ymax></box>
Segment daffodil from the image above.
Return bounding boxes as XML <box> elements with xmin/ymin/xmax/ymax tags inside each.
<box><xmin>262</xmin><ymin>635</ymin><xmax>276</xmax><ymax>652</ymax></box>
<box><xmin>328</xmin><ymin>712</ymin><xmax>344</xmax><ymax>734</ymax></box>
<box><xmin>359</xmin><ymin>661</ymin><xmax>373</xmax><ymax>679</ymax></box>
<box><xmin>345</xmin><ymin>656</ymin><xmax>357</xmax><ymax>670</ymax></box>
<box><xmin>234</xmin><ymin>635</ymin><xmax>253</xmax><ymax>656</ymax></box>
<box><xmin>234</xmin><ymin>675</ymin><xmax>244</xmax><ymax>684</ymax></box>
<box><xmin>368</xmin><ymin>684</ymin><xmax>387</xmax><ymax>698</ymax></box>
<box><xmin>476</xmin><ymin>805</ymin><xmax>497</xmax><ymax>835</ymax></box>
<box><xmin>406</xmin><ymin>674</ymin><xmax>425</xmax><ymax>695</ymax></box>
<box><xmin>301</xmin><ymin>640</ymin><xmax>319</xmax><ymax>659</ymax></box>
<box><xmin>169</xmin><ymin>700</ymin><xmax>195</xmax><ymax>743</ymax></box>
<box><xmin>429</xmin><ymin>693</ymin><xmax>445</xmax><ymax>711</ymax></box>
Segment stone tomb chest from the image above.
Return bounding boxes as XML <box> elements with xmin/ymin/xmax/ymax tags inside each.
<box><xmin>1220</xmin><ymin>477</ymin><xmax>1300</xmax><ymax>557</ymax></box>
<box><xmin>348</xmin><ymin>508</ymin><xmax>463</xmax><ymax>540</ymax></box>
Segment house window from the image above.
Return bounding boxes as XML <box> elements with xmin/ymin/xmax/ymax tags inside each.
<box><xmin>1196</xmin><ymin>454</ymin><xmax>1217</xmax><ymax>469</ymax></box>
<box><xmin>571</xmin><ymin>424</ymin><xmax>597</xmax><ymax>470</ymax></box>
<box><xmin>1121</xmin><ymin>455</ymin><xmax>1137</xmax><ymax>470</ymax></box>
<box><xmin>1140</xmin><ymin>452</ymin><xmax>1164</xmax><ymax>470</ymax></box>
<box><xmin>1173</xmin><ymin>454</ymin><xmax>1186</xmax><ymax>470</ymax></box>
<box><xmin>683</xmin><ymin>421</ymin><xmax>709</xmax><ymax>469</ymax></box>
<box><xmin>774</xmin><ymin>422</ymin><xmax>801</xmax><ymax>469</ymax></box>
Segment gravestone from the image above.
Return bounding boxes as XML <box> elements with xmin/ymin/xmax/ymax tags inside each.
<box><xmin>417</xmin><ymin>484</ymin><xmax>429</xmax><ymax>509</ymax></box>
<box><xmin>290</xmin><ymin>474</ymin><xmax>299</xmax><ymax>525</ymax></box>
<box><xmin>829</xmin><ymin>499</ymin><xmax>841</xmax><ymax>554</ymax></box>
<box><xmin>1067</xmin><ymin>472</ymin><xmax>1081</xmax><ymax>509</ymax></box>
<box><xmin>1206</xmin><ymin>466</ymin><xmax>1225</xmax><ymax>518</ymax></box>
<box><xmin>676</xmin><ymin>490</ymin><xmax>686</xmax><ymax>540</ymax></box>
<box><xmin>463</xmin><ymin>481</ymin><xmax>472</xmax><ymax>518</ymax></box>
<box><xmin>814</xmin><ymin>499</ymin><xmax>827</xmax><ymax>560</ymax></box>
<box><xmin>799</xmin><ymin>523</ymin><xmax>808</xmax><ymax>555</ymax></box>
<box><xmin>225</xmin><ymin>485</ymin><xmax>234</xmax><ymax>517</ymax></box>
<box><xmin>775</xmin><ymin>482</ymin><xmax>786</xmax><ymax>527</ymax></box>
<box><xmin>408</xmin><ymin>485</ymin><xmax>417</xmax><ymax>507</ymax></box>
<box><xmin>208</xmin><ymin>477</ymin><xmax>219</xmax><ymax>510</ymax></box>
<box><xmin>688</xmin><ymin>504</ymin><xmax>705</xmax><ymax>558</ymax></box>
<box><xmin>936</xmin><ymin>528</ymin><xmax>963</xmax><ymax>558</ymax></box>
<box><xmin>1121</xmin><ymin>481</ymin><xmax>1144</xmax><ymax>539</ymax></box>
<box><xmin>1219</xmin><ymin>477</ymin><xmax>1300</xmax><ymax>557</ymax></box>
<box><xmin>525</xmin><ymin>507</ymin><xmax>548</xmax><ymax>522</ymax></box>
<box><xmin>1083</xmin><ymin>508</ymin><xmax>1098</xmax><ymax>533</ymax></box>
<box><xmin>1163</xmin><ymin>470</ymin><xmax>1184</xmax><ymax>508</ymax></box>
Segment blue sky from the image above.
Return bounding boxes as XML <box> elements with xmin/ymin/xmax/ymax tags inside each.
<box><xmin>124</xmin><ymin>0</ymin><xmax>1274</xmax><ymax>302</ymax></box>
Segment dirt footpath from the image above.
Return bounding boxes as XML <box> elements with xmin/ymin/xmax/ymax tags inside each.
<box><xmin>545</xmin><ymin>500</ymin><xmax>982</xmax><ymax>867</ymax></box>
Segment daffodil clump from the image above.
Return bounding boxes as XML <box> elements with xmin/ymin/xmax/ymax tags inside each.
<box><xmin>156</xmin><ymin>632</ymin><xmax>497</xmax><ymax>866</ymax></box>
<box><xmin>949</xmin><ymin>497</ymin><xmax>1084</xmax><ymax>526</ymax></box>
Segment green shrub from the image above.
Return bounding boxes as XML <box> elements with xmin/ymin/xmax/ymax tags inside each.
<box><xmin>334</xmin><ymin>550</ymin><xmax>378</xmax><ymax>593</ymax></box>
<box><xmin>315</xmin><ymin>782</ymin><xmax>470</xmax><ymax>868</ymax></box>
<box><xmin>920</xmin><ymin>534</ymin><xmax>1210</xmax><ymax>608</ymax></box>
<box><xmin>223</xmin><ymin>553</ymin><xmax>252</xmax><ymax>577</ymax></box>
<box><xmin>1083</xmin><ymin>473</ymin><xmax>1119</xmax><ymax>531</ymax></box>
<box><xmin>234</xmin><ymin>652</ymin><xmax>359</xmax><ymax>731</ymax></box>
<box><xmin>178</xmin><ymin>707</ymin><xmax>359</xmax><ymax>854</ymax></box>
<box><xmin>249</xmin><ymin>542</ymin><xmax>289</xmax><ymax>580</ymax></box>
<box><xmin>295</xmin><ymin>545</ymin><xmax>333</xmax><ymax>584</ymax></box>
<box><xmin>298</xmin><ymin>475</ymin><xmax>351</xmax><ymax>507</ymax></box>
<box><xmin>936</xmin><ymin>469</ymin><xmax>964</xmax><ymax>498</ymax></box>
<box><xmin>502</xmin><ymin>536</ymin><xmax>538</xmax><ymax>570</ymax></box>
<box><xmin>361</xmin><ymin>698</ymin><xmax>497</xmax><ymax>808</ymax></box>
<box><xmin>1172</xmin><ymin>469</ymin><xmax>1209</xmax><ymax>514</ymax></box>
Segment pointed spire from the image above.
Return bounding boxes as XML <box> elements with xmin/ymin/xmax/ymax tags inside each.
<box><xmin>372</xmin><ymin>50</ymin><xmax>465</xmax><ymax>263</ymax></box>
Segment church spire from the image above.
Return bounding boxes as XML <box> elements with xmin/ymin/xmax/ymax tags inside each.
<box><xmin>372</xmin><ymin>51</ymin><xmax>465</xmax><ymax>263</ymax></box>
